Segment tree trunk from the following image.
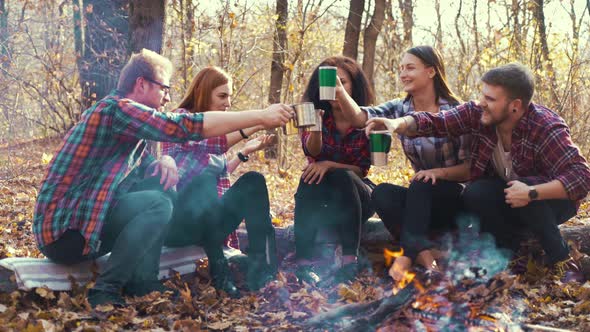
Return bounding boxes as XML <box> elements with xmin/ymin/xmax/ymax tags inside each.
<box><xmin>266</xmin><ymin>0</ymin><xmax>288</xmax><ymax>159</ymax></box>
<box><xmin>73</xmin><ymin>0</ymin><xmax>129</xmax><ymax>109</ymax></box>
<box><xmin>342</xmin><ymin>0</ymin><xmax>364</xmax><ymax>60</ymax></box>
<box><xmin>238</xmin><ymin>219</ymin><xmax>590</xmax><ymax>276</ymax></box>
<box><xmin>362</xmin><ymin>0</ymin><xmax>385</xmax><ymax>88</ymax></box>
<box><xmin>531</xmin><ymin>0</ymin><xmax>559</xmax><ymax>103</ymax></box>
<box><xmin>0</xmin><ymin>0</ymin><xmax>9</xmax><ymax>69</ymax></box>
<box><xmin>398</xmin><ymin>0</ymin><xmax>413</xmax><ymax>48</ymax></box>
<box><xmin>128</xmin><ymin>0</ymin><xmax>165</xmax><ymax>54</ymax></box>
<box><xmin>434</xmin><ymin>0</ymin><xmax>442</xmax><ymax>48</ymax></box>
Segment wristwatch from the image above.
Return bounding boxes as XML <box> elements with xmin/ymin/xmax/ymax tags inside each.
<box><xmin>237</xmin><ymin>151</ymin><xmax>249</xmax><ymax>162</ymax></box>
<box><xmin>528</xmin><ymin>187</ymin><xmax>539</xmax><ymax>200</ymax></box>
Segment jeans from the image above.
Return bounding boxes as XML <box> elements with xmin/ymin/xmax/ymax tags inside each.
<box><xmin>371</xmin><ymin>179</ymin><xmax>464</xmax><ymax>260</ymax></box>
<box><xmin>462</xmin><ymin>177</ymin><xmax>576</xmax><ymax>264</ymax></box>
<box><xmin>294</xmin><ymin>168</ymin><xmax>373</xmax><ymax>259</ymax></box>
<box><xmin>41</xmin><ymin>175</ymin><xmax>175</xmax><ymax>293</ymax></box>
<box><xmin>165</xmin><ymin>171</ymin><xmax>274</xmax><ymax>261</ymax></box>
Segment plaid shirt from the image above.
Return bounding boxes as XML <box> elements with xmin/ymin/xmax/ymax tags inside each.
<box><xmin>34</xmin><ymin>91</ymin><xmax>205</xmax><ymax>255</ymax></box>
<box><xmin>411</xmin><ymin>101</ymin><xmax>590</xmax><ymax>202</ymax></box>
<box><xmin>362</xmin><ymin>97</ymin><xmax>470</xmax><ymax>171</ymax></box>
<box><xmin>161</xmin><ymin>109</ymin><xmax>231</xmax><ymax>196</ymax></box>
<box><xmin>162</xmin><ymin>108</ymin><xmax>237</xmax><ymax>247</ymax></box>
<box><xmin>301</xmin><ymin>111</ymin><xmax>371</xmax><ymax>177</ymax></box>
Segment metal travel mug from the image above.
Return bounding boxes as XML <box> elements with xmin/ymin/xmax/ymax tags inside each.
<box><xmin>319</xmin><ymin>66</ymin><xmax>337</xmax><ymax>100</ymax></box>
<box><xmin>369</xmin><ymin>130</ymin><xmax>392</xmax><ymax>166</ymax></box>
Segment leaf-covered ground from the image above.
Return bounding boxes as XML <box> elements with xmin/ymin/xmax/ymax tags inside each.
<box><xmin>1</xmin><ymin>137</ymin><xmax>590</xmax><ymax>331</ymax></box>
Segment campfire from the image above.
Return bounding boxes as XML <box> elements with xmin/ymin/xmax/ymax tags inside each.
<box><xmin>304</xmin><ymin>245</ymin><xmax>575</xmax><ymax>332</ymax></box>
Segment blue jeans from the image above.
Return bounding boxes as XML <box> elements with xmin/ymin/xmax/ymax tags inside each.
<box><xmin>462</xmin><ymin>177</ymin><xmax>576</xmax><ymax>264</ymax></box>
<box><xmin>41</xmin><ymin>175</ymin><xmax>174</xmax><ymax>293</ymax></box>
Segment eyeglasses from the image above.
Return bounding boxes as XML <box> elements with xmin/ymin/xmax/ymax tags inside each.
<box><xmin>143</xmin><ymin>77</ymin><xmax>171</xmax><ymax>95</ymax></box>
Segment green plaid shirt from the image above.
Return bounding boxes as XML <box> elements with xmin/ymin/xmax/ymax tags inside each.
<box><xmin>33</xmin><ymin>91</ymin><xmax>205</xmax><ymax>255</ymax></box>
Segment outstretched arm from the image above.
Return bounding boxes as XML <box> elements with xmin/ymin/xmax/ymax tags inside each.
<box><xmin>335</xmin><ymin>77</ymin><xmax>369</xmax><ymax>128</ymax></box>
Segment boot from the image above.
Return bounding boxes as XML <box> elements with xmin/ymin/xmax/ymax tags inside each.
<box><xmin>247</xmin><ymin>253</ymin><xmax>276</xmax><ymax>291</ymax></box>
<box><xmin>209</xmin><ymin>257</ymin><xmax>240</xmax><ymax>298</ymax></box>
<box><xmin>87</xmin><ymin>288</ymin><xmax>126</xmax><ymax>308</ymax></box>
<box><xmin>123</xmin><ymin>280</ymin><xmax>179</xmax><ymax>298</ymax></box>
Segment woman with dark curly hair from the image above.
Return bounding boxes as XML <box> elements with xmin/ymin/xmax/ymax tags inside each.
<box><xmin>294</xmin><ymin>56</ymin><xmax>376</xmax><ymax>286</ymax></box>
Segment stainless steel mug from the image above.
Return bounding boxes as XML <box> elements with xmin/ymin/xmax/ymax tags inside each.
<box><xmin>292</xmin><ymin>102</ymin><xmax>318</xmax><ymax>128</ymax></box>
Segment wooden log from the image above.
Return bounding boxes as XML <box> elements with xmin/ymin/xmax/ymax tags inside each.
<box><xmin>238</xmin><ymin>219</ymin><xmax>590</xmax><ymax>258</ymax></box>
<box><xmin>304</xmin><ymin>283</ymin><xmax>417</xmax><ymax>331</ymax></box>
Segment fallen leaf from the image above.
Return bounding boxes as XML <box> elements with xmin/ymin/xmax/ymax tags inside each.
<box><xmin>208</xmin><ymin>321</ymin><xmax>233</xmax><ymax>330</ymax></box>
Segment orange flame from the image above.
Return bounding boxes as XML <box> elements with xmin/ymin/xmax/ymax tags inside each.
<box><xmin>392</xmin><ymin>270</ymin><xmax>416</xmax><ymax>295</ymax></box>
<box><xmin>383</xmin><ymin>247</ymin><xmax>404</xmax><ymax>266</ymax></box>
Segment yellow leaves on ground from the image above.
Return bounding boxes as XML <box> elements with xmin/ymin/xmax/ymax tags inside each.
<box><xmin>35</xmin><ymin>287</ymin><xmax>55</xmax><ymax>300</ymax></box>
<box><xmin>41</xmin><ymin>153</ymin><xmax>53</xmax><ymax>165</ymax></box>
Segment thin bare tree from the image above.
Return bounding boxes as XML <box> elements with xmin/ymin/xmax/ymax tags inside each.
<box><xmin>342</xmin><ymin>0</ymin><xmax>365</xmax><ymax>60</ymax></box>
<box><xmin>362</xmin><ymin>0</ymin><xmax>385</xmax><ymax>87</ymax></box>
<box><xmin>434</xmin><ymin>0</ymin><xmax>442</xmax><ymax>48</ymax></box>
<box><xmin>0</xmin><ymin>0</ymin><xmax>9</xmax><ymax>69</ymax></box>
<box><xmin>266</xmin><ymin>0</ymin><xmax>288</xmax><ymax>159</ymax></box>
<box><xmin>399</xmin><ymin>0</ymin><xmax>413</xmax><ymax>48</ymax></box>
<box><xmin>269</xmin><ymin>0</ymin><xmax>288</xmax><ymax>105</ymax></box>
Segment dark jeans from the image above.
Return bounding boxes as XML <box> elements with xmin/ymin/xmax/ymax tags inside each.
<box><xmin>294</xmin><ymin>168</ymin><xmax>374</xmax><ymax>259</ymax></box>
<box><xmin>40</xmin><ymin>175</ymin><xmax>175</xmax><ymax>293</ymax></box>
<box><xmin>462</xmin><ymin>177</ymin><xmax>576</xmax><ymax>264</ymax></box>
<box><xmin>165</xmin><ymin>171</ymin><xmax>274</xmax><ymax>262</ymax></box>
<box><xmin>371</xmin><ymin>179</ymin><xmax>464</xmax><ymax>260</ymax></box>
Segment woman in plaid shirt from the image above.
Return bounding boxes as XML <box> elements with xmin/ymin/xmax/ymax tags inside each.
<box><xmin>294</xmin><ymin>56</ymin><xmax>375</xmax><ymax>287</ymax></box>
<box><xmin>162</xmin><ymin>67</ymin><xmax>278</xmax><ymax>296</ymax></box>
<box><xmin>336</xmin><ymin>46</ymin><xmax>472</xmax><ymax>282</ymax></box>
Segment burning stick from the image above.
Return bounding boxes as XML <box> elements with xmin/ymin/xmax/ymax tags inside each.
<box><xmin>304</xmin><ymin>283</ymin><xmax>418</xmax><ymax>330</ymax></box>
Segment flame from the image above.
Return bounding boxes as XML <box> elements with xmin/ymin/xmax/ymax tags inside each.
<box><xmin>392</xmin><ymin>270</ymin><xmax>416</xmax><ymax>295</ymax></box>
<box><xmin>383</xmin><ymin>247</ymin><xmax>404</xmax><ymax>267</ymax></box>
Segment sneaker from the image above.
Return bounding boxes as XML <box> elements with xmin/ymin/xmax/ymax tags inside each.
<box><xmin>123</xmin><ymin>280</ymin><xmax>178</xmax><ymax>298</ymax></box>
<box><xmin>87</xmin><ymin>288</ymin><xmax>126</xmax><ymax>308</ymax></box>
<box><xmin>295</xmin><ymin>265</ymin><xmax>321</xmax><ymax>285</ymax></box>
<box><xmin>247</xmin><ymin>254</ymin><xmax>276</xmax><ymax>291</ymax></box>
<box><xmin>210</xmin><ymin>257</ymin><xmax>240</xmax><ymax>298</ymax></box>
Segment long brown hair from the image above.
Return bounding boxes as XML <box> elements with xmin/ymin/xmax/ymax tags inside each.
<box><xmin>405</xmin><ymin>45</ymin><xmax>460</xmax><ymax>104</ymax></box>
<box><xmin>177</xmin><ymin>66</ymin><xmax>231</xmax><ymax>112</ymax></box>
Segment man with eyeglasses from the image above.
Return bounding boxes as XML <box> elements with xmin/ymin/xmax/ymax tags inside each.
<box><xmin>33</xmin><ymin>49</ymin><xmax>293</xmax><ymax>307</ymax></box>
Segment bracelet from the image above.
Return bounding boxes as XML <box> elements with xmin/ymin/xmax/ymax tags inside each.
<box><xmin>239</xmin><ymin>129</ymin><xmax>248</xmax><ymax>139</ymax></box>
<box><xmin>237</xmin><ymin>151</ymin><xmax>249</xmax><ymax>162</ymax></box>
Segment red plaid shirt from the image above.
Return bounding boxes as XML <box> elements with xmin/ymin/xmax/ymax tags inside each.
<box><xmin>34</xmin><ymin>92</ymin><xmax>205</xmax><ymax>254</ymax></box>
<box><xmin>162</xmin><ymin>109</ymin><xmax>238</xmax><ymax>248</ymax></box>
<box><xmin>301</xmin><ymin>111</ymin><xmax>371</xmax><ymax>177</ymax></box>
<box><xmin>411</xmin><ymin>101</ymin><xmax>590</xmax><ymax>203</ymax></box>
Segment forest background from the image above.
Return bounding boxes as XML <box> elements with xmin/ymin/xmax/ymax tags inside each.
<box><xmin>1</xmin><ymin>0</ymin><xmax>589</xmax><ymax>229</ymax></box>
<box><xmin>0</xmin><ymin>0</ymin><xmax>589</xmax><ymax>330</ymax></box>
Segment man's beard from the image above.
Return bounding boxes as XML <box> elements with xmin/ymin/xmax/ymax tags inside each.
<box><xmin>481</xmin><ymin>104</ymin><xmax>511</xmax><ymax>126</ymax></box>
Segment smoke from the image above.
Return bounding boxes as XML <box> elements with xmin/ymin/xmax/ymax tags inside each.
<box><xmin>443</xmin><ymin>213</ymin><xmax>512</xmax><ymax>283</ymax></box>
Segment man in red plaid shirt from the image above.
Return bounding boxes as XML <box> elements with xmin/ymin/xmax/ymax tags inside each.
<box><xmin>34</xmin><ymin>49</ymin><xmax>292</xmax><ymax>307</ymax></box>
<box><xmin>366</xmin><ymin>63</ymin><xmax>590</xmax><ymax>275</ymax></box>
